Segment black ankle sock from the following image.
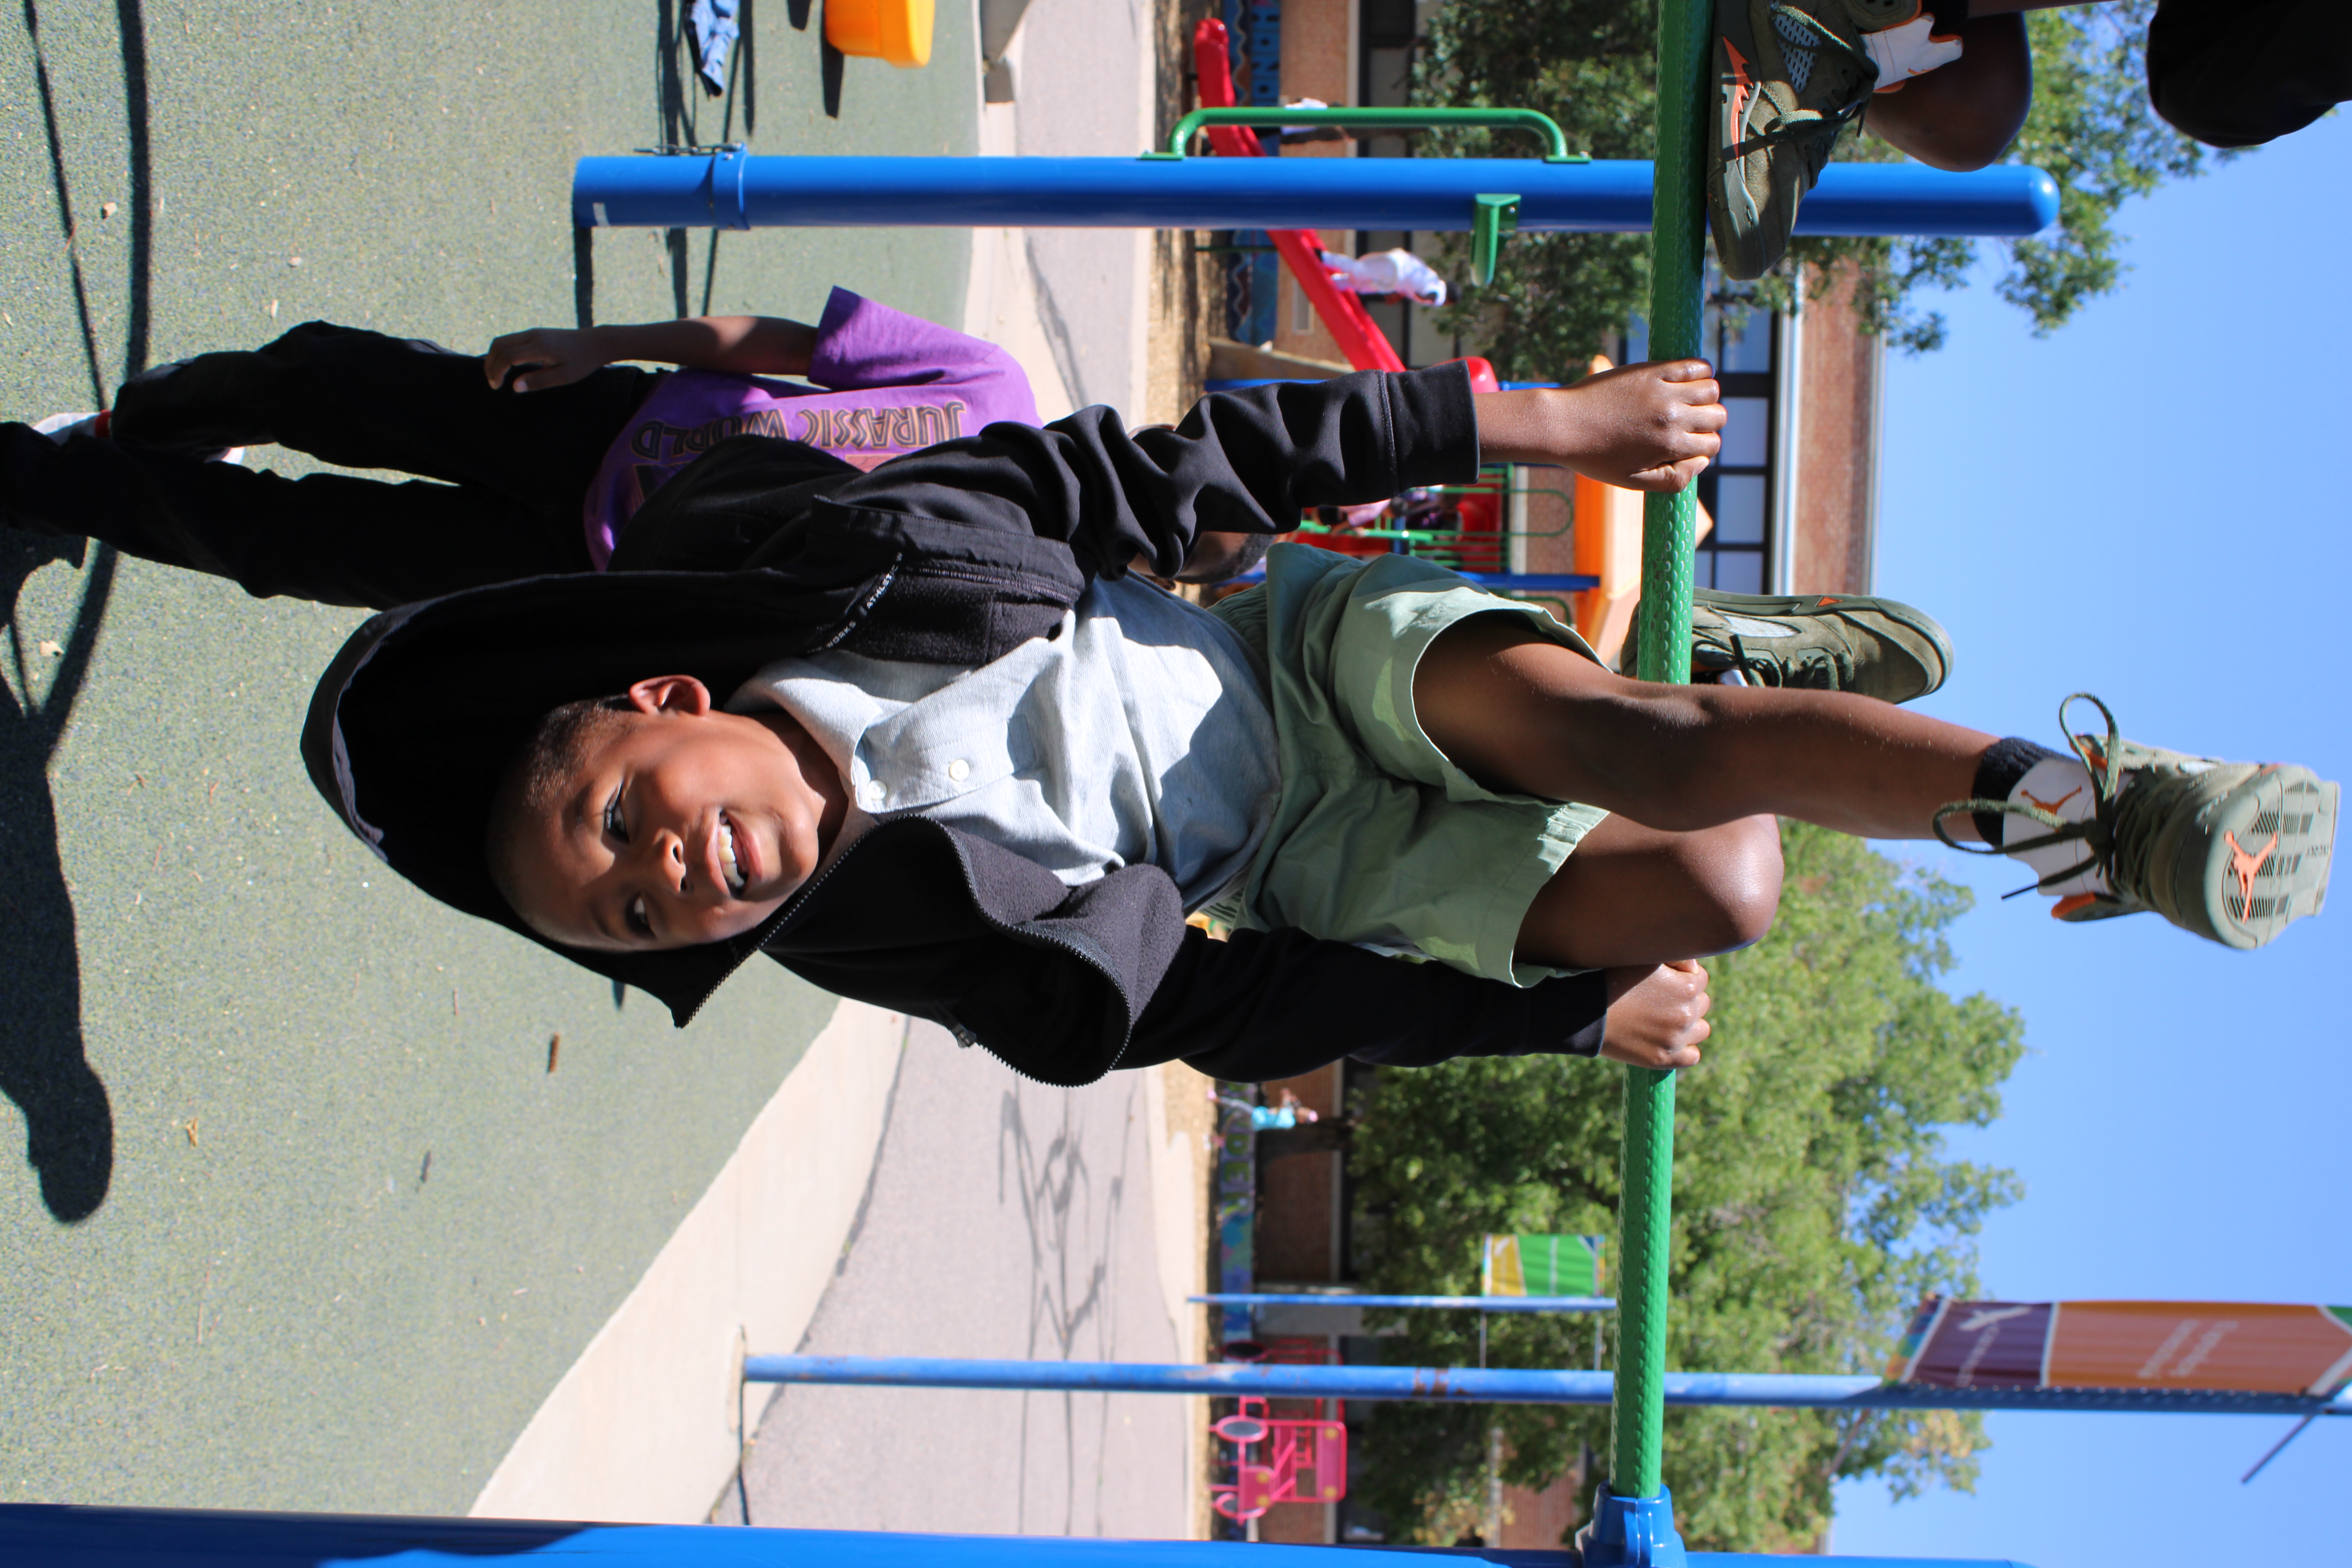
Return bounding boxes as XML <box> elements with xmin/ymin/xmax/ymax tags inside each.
<box><xmin>1969</xmin><ymin>737</ymin><xmax>2064</xmax><ymax>848</ymax></box>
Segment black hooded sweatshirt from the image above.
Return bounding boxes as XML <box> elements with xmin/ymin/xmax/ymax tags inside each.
<box><xmin>301</xmin><ymin>365</ymin><xmax>1609</xmax><ymax>1087</ymax></box>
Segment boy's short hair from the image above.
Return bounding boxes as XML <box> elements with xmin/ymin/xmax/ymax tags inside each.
<box><xmin>486</xmin><ymin>694</ymin><xmax>636</xmax><ymax>923</ymax></box>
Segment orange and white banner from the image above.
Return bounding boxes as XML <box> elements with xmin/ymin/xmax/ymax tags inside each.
<box><xmin>1889</xmin><ymin>1298</ymin><xmax>2352</xmax><ymax>1397</ymax></box>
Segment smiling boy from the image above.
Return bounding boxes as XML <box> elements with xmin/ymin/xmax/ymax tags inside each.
<box><xmin>307</xmin><ymin>361</ymin><xmax>2335</xmax><ymax>1089</ymax></box>
<box><xmin>490</xmin><ymin>676</ymin><xmax>851</xmax><ymax>951</ymax></box>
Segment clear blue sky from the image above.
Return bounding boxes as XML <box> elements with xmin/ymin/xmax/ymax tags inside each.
<box><xmin>1822</xmin><ymin>110</ymin><xmax>2352</xmax><ymax>1566</ymax></box>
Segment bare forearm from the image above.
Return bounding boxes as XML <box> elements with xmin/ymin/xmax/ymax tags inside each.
<box><xmin>1474</xmin><ymin>387</ymin><xmax>1576</xmax><ymax>465</ymax></box>
<box><xmin>588</xmin><ymin>316</ymin><xmax>818</xmax><ymax>376</ymax></box>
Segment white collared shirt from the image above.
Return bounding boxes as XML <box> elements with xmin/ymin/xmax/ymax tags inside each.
<box><xmin>729</xmin><ymin>577</ymin><xmax>1278</xmax><ymax>911</ymax></box>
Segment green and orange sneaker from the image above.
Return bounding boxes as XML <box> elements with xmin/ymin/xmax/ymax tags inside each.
<box><xmin>1710</xmin><ymin>0</ymin><xmax>1911</xmax><ymax>280</ymax></box>
<box><xmin>1936</xmin><ymin>695</ymin><xmax>2340</xmax><ymax>951</ymax></box>
<box><xmin>1624</xmin><ymin>587</ymin><xmax>1952</xmax><ymax>703</ymax></box>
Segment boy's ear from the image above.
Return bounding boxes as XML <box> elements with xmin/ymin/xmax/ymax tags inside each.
<box><xmin>625</xmin><ymin>675</ymin><xmax>714</xmax><ymax>717</ymax></box>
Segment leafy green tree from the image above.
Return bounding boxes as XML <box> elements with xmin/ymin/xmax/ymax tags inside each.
<box><xmin>1345</xmin><ymin>824</ymin><xmax>2025</xmax><ymax>1551</ymax></box>
<box><xmin>1406</xmin><ymin>0</ymin><xmax>2230</xmax><ymax>369</ymax></box>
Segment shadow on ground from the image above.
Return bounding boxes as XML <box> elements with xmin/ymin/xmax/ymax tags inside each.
<box><xmin>0</xmin><ymin>0</ymin><xmax>156</xmax><ymax>1222</ymax></box>
<box><xmin>0</xmin><ymin>535</ymin><xmax>118</xmax><ymax>1224</ymax></box>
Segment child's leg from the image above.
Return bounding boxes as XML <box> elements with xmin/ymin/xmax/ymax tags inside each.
<box><xmin>1418</xmin><ymin>613</ymin><xmax>1995</xmax><ymax>843</ymax></box>
<box><xmin>2</xmin><ymin>425</ymin><xmax>595</xmax><ymax>609</ymax></box>
<box><xmin>1515</xmin><ymin>812</ymin><xmax>1785</xmax><ymax>970</ymax></box>
<box><xmin>1862</xmin><ymin>13</ymin><xmax>2033</xmax><ymax>171</ymax></box>
<box><xmin>9</xmin><ymin>322</ymin><xmax>655</xmax><ymax>606</ymax></box>
<box><xmin>1420</xmin><ymin>612</ymin><xmax>2337</xmax><ymax>952</ymax></box>
<box><xmin>113</xmin><ymin>321</ymin><xmax>649</xmax><ymax>512</ymax></box>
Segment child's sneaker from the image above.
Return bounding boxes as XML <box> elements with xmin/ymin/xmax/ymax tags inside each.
<box><xmin>1710</xmin><ymin>0</ymin><xmax>1910</xmax><ymax>280</ymax></box>
<box><xmin>1943</xmin><ymin>695</ymin><xmax>2339</xmax><ymax>951</ymax></box>
<box><xmin>29</xmin><ymin>407</ymin><xmax>243</xmax><ymax>465</ymax></box>
<box><xmin>1626</xmin><ymin>588</ymin><xmax>1951</xmax><ymax>702</ymax></box>
<box><xmin>32</xmin><ymin>410</ymin><xmax>107</xmax><ymax>441</ymax></box>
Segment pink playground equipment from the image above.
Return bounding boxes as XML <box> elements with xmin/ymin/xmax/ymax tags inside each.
<box><xmin>1208</xmin><ymin>1397</ymin><xmax>1349</xmax><ymax>1523</ymax></box>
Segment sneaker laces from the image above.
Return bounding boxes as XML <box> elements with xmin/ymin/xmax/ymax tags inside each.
<box><xmin>1717</xmin><ymin>631</ymin><xmax>1843</xmax><ymax>690</ymax></box>
<box><xmin>1727</xmin><ymin>4</ymin><xmax>1883</xmax><ymax>160</ymax></box>
<box><xmin>1931</xmin><ymin>693</ymin><xmax>2174</xmax><ymax>904</ymax></box>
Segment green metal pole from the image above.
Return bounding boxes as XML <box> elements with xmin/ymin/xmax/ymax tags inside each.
<box><xmin>1610</xmin><ymin>0</ymin><xmax>1710</xmax><ymax>1507</ymax></box>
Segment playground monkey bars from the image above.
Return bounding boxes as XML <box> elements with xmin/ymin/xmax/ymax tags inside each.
<box><xmin>569</xmin><ymin>150</ymin><xmax>2058</xmax><ymax>240</ymax></box>
<box><xmin>741</xmin><ymin>1354</ymin><xmax>2352</xmax><ymax>1420</ymax></box>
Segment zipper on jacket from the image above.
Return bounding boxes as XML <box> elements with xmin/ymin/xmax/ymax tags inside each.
<box><xmin>928</xmin><ymin>827</ymin><xmax>1139</xmax><ymax>1085</ymax></box>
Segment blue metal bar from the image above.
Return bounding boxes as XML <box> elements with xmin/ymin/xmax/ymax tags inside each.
<box><xmin>1451</xmin><ymin>570</ymin><xmax>1598</xmax><ymax>591</ymax></box>
<box><xmin>1221</xmin><ymin>564</ymin><xmax>1598</xmax><ymax>591</ymax></box>
<box><xmin>0</xmin><ymin>1503</ymin><xmax>2040</xmax><ymax>1567</ymax></box>
<box><xmin>572</xmin><ymin>154</ymin><xmax>2058</xmax><ymax>238</ymax></box>
<box><xmin>1193</xmin><ymin>1291</ymin><xmax>1615</xmax><ymax>1312</ymax></box>
<box><xmin>742</xmin><ymin>1354</ymin><xmax>2352</xmax><ymax>1417</ymax></box>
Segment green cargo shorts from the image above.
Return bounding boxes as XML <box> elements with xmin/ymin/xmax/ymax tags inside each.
<box><xmin>1207</xmin><ymin>544</ymin><xmax>1611</xmax><ymax>988</ymax></box>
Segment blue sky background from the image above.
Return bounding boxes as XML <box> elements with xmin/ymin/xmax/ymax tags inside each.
<box><xmin>1820</xmin><ymin>108</ymin><xmax>2351</xmax><ymax>1566</ymax></box>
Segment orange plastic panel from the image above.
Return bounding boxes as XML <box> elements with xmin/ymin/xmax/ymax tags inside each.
<box><xmin>825</xmin><ymin>0</ymin><xmax>933</xmax><ymax>67</ymax></box>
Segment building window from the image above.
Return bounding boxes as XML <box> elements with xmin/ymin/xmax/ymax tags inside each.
<box><xmin>1693</xmin><ymin>300</ymin><xmax>1776</xmax><ymax>593</ymax></box>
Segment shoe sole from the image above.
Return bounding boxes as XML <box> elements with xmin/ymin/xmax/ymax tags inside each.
<box><xmin>2166</xmin><ymin>766</ymin><xmax>2338</xmax><ymax>950</ymax></box>
<box><xmin>33</xmin><ymin>409</ymin><xmax>241</xmax><ymax>465</ymax></box>
<box><xmin>1709</xmin><ymin>0</ymin><xmax>1781</xmax><ymax>281</ymax></box>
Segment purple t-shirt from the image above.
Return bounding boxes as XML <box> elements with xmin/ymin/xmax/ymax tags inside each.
<box><xmin>582</xmin><ymin>287</ymin><xmax>1040</xmax><ymax>566</ymax></box>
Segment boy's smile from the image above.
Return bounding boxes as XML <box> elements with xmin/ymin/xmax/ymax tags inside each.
<box><xmin>512</xmin><ymin>675</ymin><xmax>848</xmax><ymax>952</ymax></box>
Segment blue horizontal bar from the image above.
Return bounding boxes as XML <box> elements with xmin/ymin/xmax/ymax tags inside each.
<box><xmin>573</xmin><ymin>154</ymin><xmax>2058</xmax><ymax>238</ymax></box>
<box><xmin>0</xmin><ymin>1504</ymin><xmax>2037</xmax><ymax>1567</ymax></box>
<box><xmin>1453</xmin><ymin>571</ymin><xmax>1598</xmax><ymax>591</ymax></box>
<box><xmin>742</xmin><ymin>1355</ymin><xmax>2352</xmax><ymax>1417</ymax></box>
<box><xmin>1194</xmin><ymin>1292</ymin><xmax>1615</xmax><ymax>1312</ymax></box>
<box><xmin>1212</xmin><ymin>565</ymin><xmax>1598</xmax><ymax>592</ymax></box>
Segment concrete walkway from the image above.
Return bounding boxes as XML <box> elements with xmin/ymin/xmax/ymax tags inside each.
<box><xmin>1</xmin><ymin>0</ymin><xmax>1211</xmax><ymax>1531</ymax></box>
<box><xmin>717</xmin><ymin>1024</ymin><xmax>1207</xmax><ymax>1539</ymax></box>
<box><xmin>0</xmin><ymin>0</ymin><xmax>975</xmax><ymax>1515</ymax></box>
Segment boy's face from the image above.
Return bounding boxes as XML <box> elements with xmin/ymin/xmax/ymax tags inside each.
<box><xmin>510</xmin><ymin>676</ymin><xmax>840</xmax><ymax>952</ymax></box>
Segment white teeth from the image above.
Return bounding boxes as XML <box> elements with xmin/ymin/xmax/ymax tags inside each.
<box><xmin>719</xmin><ymin>819</ymin><xmax>746</xmax><ymax>894</ymax></box>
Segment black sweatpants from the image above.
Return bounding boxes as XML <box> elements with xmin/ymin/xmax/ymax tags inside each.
<box><xmin>2148</xmin><ymin>0</ymin><xmax>2348</xmax><ymax>149</ymax></box>
<box><xmin>0</xmin><ymin>321</ymin><xmax>654</xmax><ymax>610</ymax></box>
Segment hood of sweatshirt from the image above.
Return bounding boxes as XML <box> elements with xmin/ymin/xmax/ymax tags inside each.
<box><xmin>301</xmin><ymin>564</ymin><xmax>892</xmax><ymax>1025</ymax></box>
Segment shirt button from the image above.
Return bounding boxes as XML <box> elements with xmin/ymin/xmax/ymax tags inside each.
<box><xmin>861</xmin><ymin>779</ymin><xmax>888</xmax><ymax>807</ymax></box>
<box><xmin>946</xmin><ymin>759</ymin><xmax>971</xmax><ymax>782</ymax></box>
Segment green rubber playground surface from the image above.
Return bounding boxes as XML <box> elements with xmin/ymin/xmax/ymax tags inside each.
<box><xmin>0</xmin><ymin>0</ymin><xmax>976</xmax><ymax>1513</ymax></box>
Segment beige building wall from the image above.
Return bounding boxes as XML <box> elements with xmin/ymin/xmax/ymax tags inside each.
<box><xmin>1792</xmin><ymin>276</ymin><xmax>1882</xmax><ymax>595</ymax></box>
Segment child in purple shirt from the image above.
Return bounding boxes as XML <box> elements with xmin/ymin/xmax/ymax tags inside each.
<box><xmin>0</xmin><ymin>288</ymin><xmax>1038</xmax><ymax>609</ymax></box>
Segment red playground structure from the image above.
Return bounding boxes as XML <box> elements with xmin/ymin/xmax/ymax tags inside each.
<box><xmin>1191</xmin><ymin>18</ymin><xmax>1402</xmax><ymax>374</ymax></box>
<box><xmin>1208</xmin><ymin>1397</ymin><xmax>1349</xmax><ymax>1524</ymax></box>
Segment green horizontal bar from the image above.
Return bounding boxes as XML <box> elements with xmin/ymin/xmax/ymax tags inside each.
<box><xmin>1154</xmin><ymin>106</ymin><xmax>1586</xmax><ymax>163</ymax></box>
